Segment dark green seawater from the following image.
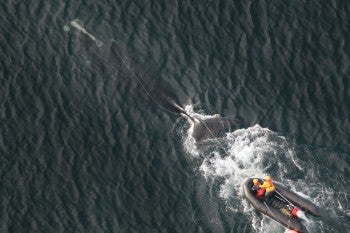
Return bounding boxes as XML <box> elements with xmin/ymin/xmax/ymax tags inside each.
<box><xmin>1</xmin><ymin>1</ymin><xmax>349</xmax><ymax>232</ymax></box>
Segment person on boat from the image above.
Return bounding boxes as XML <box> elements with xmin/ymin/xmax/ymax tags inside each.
<box><xmin>252</xmin><ymin>178</ymin><xmax>265</xmax><ymax>198</ymax></box>
<box><xmin>252</xmin><ymin>179</ymin><xmax>260</xmax><ymax>191</ymax></box>
<box><xmin>259</xmin><ymin>175</ymin><xmax>275</xmax><ymax>198</ymax></box>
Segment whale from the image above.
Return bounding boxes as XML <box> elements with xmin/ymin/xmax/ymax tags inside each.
<box><xmin>190</xmin><ymin>115</ymin><xmax>239</xmax><ymax>141</ymax></box>
<box><xmin>68</xmin><ymin>19</ymin><xmax>238</xmax><ymax>142</ymax></box>
<box><xmin>171</xmin><ymin>104</ymin><xmax>239</xmax><ymax>141</ymax></box>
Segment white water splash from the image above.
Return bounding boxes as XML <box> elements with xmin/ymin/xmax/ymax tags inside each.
<box><xmin>198</xmin><ymin>124</ymin><xmax>294</xmax><ymax>199</ymax></box>
<box><xmin>181</xmin><ymin>105</ymin><xmax>296</xmax><ymax>198</ymax></box>
<box><xmin>183</xmin><ymin>123</ymin><xmax>199</xmax><ymax>157</ymax></box>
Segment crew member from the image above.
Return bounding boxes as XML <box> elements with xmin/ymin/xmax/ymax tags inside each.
<box><xmin>259</xmin><ymin>175</ymin><xmax>275</xmax><ymax>198</ymax></box>
<box><xmin>252</xmin><ymin>178</ymin><xmax>265</xmax><ymax>198</ymax></box>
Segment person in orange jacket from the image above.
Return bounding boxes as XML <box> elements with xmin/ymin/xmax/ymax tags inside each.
<box><xmin>259</xmin><ymin>175</ymin><xmax>275</xmax><ymax>198</ymax></box>
<box><xmin>252</xmin><ymin>178</ymin><xmax>265</xmax><ymax>198</ymax></box>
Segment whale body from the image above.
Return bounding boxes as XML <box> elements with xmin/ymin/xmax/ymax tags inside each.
<box><xmin>67</xmin><ymin>19</ymin><xmax>238</xmax><ymax>141</ymax></box>
<box><xmin>191</xmin><ymin>116</ymin><xmax>239</xmax><ymax>141</ymax></box>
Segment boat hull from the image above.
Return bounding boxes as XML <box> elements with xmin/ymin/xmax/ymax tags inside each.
<box><xmin>243</xmin><ymin>178</ymin><xmax>319</xmax><ymax>233</ymax></box>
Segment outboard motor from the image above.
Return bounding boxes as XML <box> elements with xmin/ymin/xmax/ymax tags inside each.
<box><xmin>291</xmin><ymin>207</ymin><xmax>300</xmax><ymax>217</ymax></box>
<box><xmin>292</xmin><ymin>207</ymin><xmax>309</xmax><ymax>222</ymax></box>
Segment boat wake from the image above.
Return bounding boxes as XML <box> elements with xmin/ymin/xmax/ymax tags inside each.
<box><xmin>182</xmin><ymin>106</ymin><xmax>302</xmax><ymax>198</ymax></box>
<box><xmin>179</xmin><ymin>105</ymin><xmax>349</xmax><ymax>233</ymax></box>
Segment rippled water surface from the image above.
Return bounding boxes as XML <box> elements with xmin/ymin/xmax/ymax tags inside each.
<box><xmin>1</xmin><ymin>1</ymin><xmax>349</xmax><ymax>232</ymax></box>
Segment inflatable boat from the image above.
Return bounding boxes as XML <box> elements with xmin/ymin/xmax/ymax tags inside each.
<box><xmin>243</xmin><ymin>178</ymin><xmax>321</xmax><ymax>233</ymax></box>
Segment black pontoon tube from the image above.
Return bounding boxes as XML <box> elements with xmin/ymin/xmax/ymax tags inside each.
<box><xmin>274</xmin><ymin>183</ymin><xmax>321</xmax><ymax>217</ymax></box>
<box><xmin>275</xmin><ymin>190</ymin><xmax>295</xmax><ymax>206</ymax></box>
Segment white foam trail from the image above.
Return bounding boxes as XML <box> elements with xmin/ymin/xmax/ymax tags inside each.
<box><xmin>198</xmin><ymin>124</ymin><xmax>287</xmax><ymax>198</ymax></box>
<box><xmin>182</xmin><ymin>105</ymin><xmax>291</xmax><ymax>196</ymax></box>
<box><xmin>183</xmin><ymin>123</ymin><xmax>199</xmax><ymax>157</ymax></box>
<box><xmin>70</xmin><ymin>19</ymin><xmax>103</xmax><ymax>46</ymax></box>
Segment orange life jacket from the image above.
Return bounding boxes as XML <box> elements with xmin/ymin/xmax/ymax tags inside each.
<box><xmin>260</xmin><ymin>180</ymin><xmax>275</xmax><ymax>192</ymax></box>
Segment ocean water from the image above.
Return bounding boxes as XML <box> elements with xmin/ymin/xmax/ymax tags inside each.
<box><xmin>1</xmin><ymin>0</ymin><xmax>349</xmax><ymax>233</ymax></box>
